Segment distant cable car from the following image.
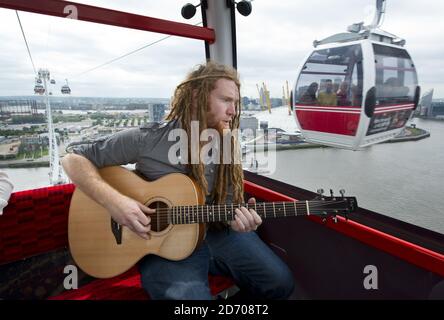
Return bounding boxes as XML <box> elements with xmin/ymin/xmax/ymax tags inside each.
<box><xmin>34</xmin><ymin>84</ymin><xmax>44</xmax><ymax>95</ymax></box>
<box><xmin>292</xmin><ymin>0</ymin><xmax>420</xmax><ymax>150</ymax></box>
<box><xmin>61</xmin><ymin>79</ymin><xmax>71</xmax><ymax>95</ymax></box>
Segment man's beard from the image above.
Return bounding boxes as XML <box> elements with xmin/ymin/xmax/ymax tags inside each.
<box><xmin>215</xmin><ymin>120</ymin><xmax>231</xmax><ymax>135</ymax></box>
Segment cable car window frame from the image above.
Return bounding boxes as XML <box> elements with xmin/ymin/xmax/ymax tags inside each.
<box><xmin>295</xmin><ymin>44</ymin><xmax>364</xmax><ymax>107</ymax></box>
<box><xmin>373</xmin><ymin>44</ymin><xmax>418</xmax><ymax>106</ymax></box>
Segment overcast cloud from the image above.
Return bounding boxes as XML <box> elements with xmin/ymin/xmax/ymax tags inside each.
<box><xmin>0</xmin><ymin>0</ymin><xmax>443</xmax><ymax>99</ymax></box>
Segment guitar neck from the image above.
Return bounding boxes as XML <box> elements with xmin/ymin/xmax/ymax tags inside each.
<box><xmin>169</xmin><ymin>201</ymin><xmax>336</xmax><ymax>225</ymax></box>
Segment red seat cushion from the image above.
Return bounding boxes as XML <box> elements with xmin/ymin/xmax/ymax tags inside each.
<box><xmin>1</xmin><ymin>185</ymin><xmax>235</xmax><ymax>300</ymax></box>
<box><xmin>0</xmin><ymin>184</ymin><xmax>75</xmax><ymax>264</ymax></box>
<box><xmin>49</xmin><ymin>266</ymin><xmax>234</xmax><ymax>300</ymax></box>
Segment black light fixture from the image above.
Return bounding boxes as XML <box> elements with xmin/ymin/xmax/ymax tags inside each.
<box><xmin>236</xmin><ymin>0</ymin><xmax>252</xmax><ymax>16</ymax></box>
<box><xmin>181</xmin><ymin>2</ymin><xmax>200</xmax><ymax>19</ymax></box>
<box><xmin>181</xmin><ymin>1</ymin><xmax>252</xmax><ymax>19</ymax></box>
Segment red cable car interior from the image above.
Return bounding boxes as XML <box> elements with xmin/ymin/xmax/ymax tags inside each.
<box><xmin>0</xmin><ymin>0</ymin><xmax>442</xmax><ymax>300</ymax></box>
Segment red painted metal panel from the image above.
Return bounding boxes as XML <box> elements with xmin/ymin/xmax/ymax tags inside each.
<box><xmin>244</xmin><ymin>180</ymin><xmax>444</xmax><ymax>277</ymax></box>
<box><xmin>295</xmin><ymin>108</ymin><xmax>361</xmax><ymax>136</ymax></box>
<box><xmin>0</xmin><ymin>0</ymin><xmax>215</xmax><ymax>42</ymax></box>
<box><xmin>321</xmin><ymin>215</ymin><xmax>444</xmax><ymax>278</ymax></box>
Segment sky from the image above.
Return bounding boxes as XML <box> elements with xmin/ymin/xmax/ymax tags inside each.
<box><xmin>0</xmin><ymin>0</ymin><xmax>443</xmax><ymax>99</ymax></box>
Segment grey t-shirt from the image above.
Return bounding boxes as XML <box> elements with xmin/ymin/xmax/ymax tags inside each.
<box><xmin>71</xmin><ymin>119</ymin><xmax>231</xmax><ymax>204</ymax></box>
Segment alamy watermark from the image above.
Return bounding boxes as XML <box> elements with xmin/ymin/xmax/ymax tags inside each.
<box><xmin>63</xmin><ymin>264</ymin><xmax>78</xmax><ymax>290</ymax></box>
<box><xmin>167</xmin><ymin>121</ymin><xmax>277</xmax><ymax>174</ymax></box>
<box><xmin>64</xmin><ymin>5</ymin><xmax>78</xmax><ymax>20</ymax></box>
<box><xmin>363</xmin><ymin>264</ymin><xmax>378</xmax><ymax>290</ymax></box>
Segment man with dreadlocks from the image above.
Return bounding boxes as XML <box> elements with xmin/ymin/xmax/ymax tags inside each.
<box><xmin>62</xmin><ymin>61</ymin><xmax>294</xmax><ymax>300</ymax></box>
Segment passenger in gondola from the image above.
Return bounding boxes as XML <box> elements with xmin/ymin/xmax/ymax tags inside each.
<box><xmin>387</xmin><ymin>77</ymin><xmax>411</xmax><ymax>102</ymax></box>
<box><xmin>337</xmin><ymin>81</ymin><xmax>350</xmax><ymax>106</ymax></box>
<box><xmin>383</xmin><ymin>77</ymin><xmax>397</xmax><ymax>96</ymax></box>
<box><xmin>0</xmin><ymin>171</ymin><xmax>13</xmax><ymax>215</ymax></box>
<box><xmin>332</xmin><ymin>81</ymin><xmax>340</xmax><ymax>95</ymax></box>
<box><xmin>62</xmin><ymin>61</ymin><xmax>295</xmax><ymax>300</ymax></box>
<box><xmin>386</xmin><ymin>78</ymin><xmax>412</xmax><ymax>104</ymax></box>
<box><xmin>300</xmin><ymin>82</ymin><xmax>319</xmax><ymax>104</ymax></box>
<box><xmin>318</xmin><ymin>79</ymin><xmax>337</xmax><ymax>106</ymax></box>
<box><xmin>351</xmin><ymin>84</ymin><xmax>362</xmax><ymax>106</ymax></box>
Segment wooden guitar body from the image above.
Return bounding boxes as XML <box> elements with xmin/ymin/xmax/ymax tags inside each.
<box><xmin>68</xmin><ymin>166</ymin><xmax>205</xmax><ymax>278</ymax></box>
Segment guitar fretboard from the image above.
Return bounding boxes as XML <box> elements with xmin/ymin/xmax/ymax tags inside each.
<box><xmin>168</xmin><ymin>200</ymin><xmax>347</xmax><ymax>224</ymax></box>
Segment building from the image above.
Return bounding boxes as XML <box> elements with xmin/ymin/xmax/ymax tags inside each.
<box><xmin>417</xmin><ymin>89</ymin><xmax>444</xmax><ymax>119</ymax></box>
<box><xmin>21</xmin><ymin>134</ymin><xmax>49</xmax><ymax>146</ymax></box>
<box><xmin>0</xmin><ymin>139</ymin><xmax>21</xmax><ymax>159</ymax></box>
<box><xmin>127</xmin><ymin>103</ymin><xmax>149</xmax><ymax>110</ymax></box>
<box><xmin>0</xmin><ymin>100</ymin><xmax>38</xmax><ymax>120</ymax></box>
<box><xmin>240</xmin><ymin>116</ymin><xmax>258</xmax><ymax>131</ymax></box>
<box><xmin>148</xmin><ymin>104</ymin><xmax>166</xmax><ymax>122</ymax></box>
<box><xmin>430</xmin><ymin>101</ymin><xmax>444</xmax><ymax>118</ymax></box>
<box><xmin>418</xmin><ymin>89</ymin><xmax>434</xmax><ymax>117</ymax></box>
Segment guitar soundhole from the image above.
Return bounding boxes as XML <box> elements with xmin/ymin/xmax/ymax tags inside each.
<box><xmin>148</xmin><ymin>201</ymin><xmax>170</xmax><ymax>232</ymax></box>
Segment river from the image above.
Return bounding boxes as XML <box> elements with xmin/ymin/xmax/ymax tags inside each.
<box><xmin>3</xmin><ymin>118</ymin><xmax>443</xmax><ymax>234</ymax></box>
<box><xmin>266</xmin><ymin>118</ymin><xmax>444</xmax><ymax>234</ymax></box>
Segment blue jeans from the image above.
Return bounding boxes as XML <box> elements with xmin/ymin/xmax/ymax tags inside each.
<box><xmin>139</xmin><ymin>228</ymin><xmax>295</xmax><ymax>300</ymax></box>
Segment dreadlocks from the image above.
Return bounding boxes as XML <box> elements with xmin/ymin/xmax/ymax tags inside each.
<box><xmin>166</xmin><ymin>61</ymin><xmax>244</xmax><ymax>205</ymax></box>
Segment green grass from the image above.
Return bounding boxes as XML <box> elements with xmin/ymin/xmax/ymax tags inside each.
<box><xmin>17</xmin><ymin>147</ymin><xmax>49</xmax><ymax>159</ymax></box>
<box><xmin>408</xmin><ymin>127</ymin><xmax>423</xmax><ymax>135</ymax></box>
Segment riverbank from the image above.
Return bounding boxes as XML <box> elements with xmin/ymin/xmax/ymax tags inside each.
<box><xmin>0</xmin><ymin>144</ymin><xmax>66</xmax><ymax>168</ymax></box>
<box><xmin>0</xmin><ymin>157</ymin><xmax>49</xmax><ymax>168</ymax></box>
<box><xmin>244</xmin><ymin>141</ymin><xmax>325</xmax><ymax>152</ymax></box>
<box><xmin>1</xmin><ymin>126</ymin><xmax>431</xmax><ymax>168</ymax></box>
<box><xmin>244</xmin><ymin>126</ymin><xmax>430</xmax><ymax>152</ymax></box>
<box><xmin>385</xmin><ymin>127</ymin><xmax>430</xmax><ymax>143</ymax></box>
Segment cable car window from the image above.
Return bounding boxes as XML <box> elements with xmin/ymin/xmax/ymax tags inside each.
<box><xmin>350</xmin><ymin>63</ymin><xmax>362</xmax><ymax>106</ymax></box>
<box><xmin>374</xmin><ymin>44</ymin><xmax>418</xmax><ymax>105</ymax></box>
<box><xmin>295</xmin><ymin>44</ymin><xmax>363</xmax><ymax>107</ymax></box>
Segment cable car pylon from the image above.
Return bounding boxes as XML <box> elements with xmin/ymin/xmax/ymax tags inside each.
<box><xmin>34</xmin><ymin>68</ymin><xmax>67</xmax><ymax>185</ymax></box>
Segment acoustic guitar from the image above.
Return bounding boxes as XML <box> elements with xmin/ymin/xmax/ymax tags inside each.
<box><xmin>68</xmin><ymin>166</ymin><xmax>357</xmax><ymax>278</ymax></box>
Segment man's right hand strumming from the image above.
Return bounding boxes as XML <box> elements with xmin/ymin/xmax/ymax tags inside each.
<box><xmin>106</xmin><ymin>195</ymin><xmax>154</xmax><ymax>240</ymax></box>
<box><xmin>61</xmin><ymin>153</ymin><xmax>154</xmax><ymax>240</ymax></box>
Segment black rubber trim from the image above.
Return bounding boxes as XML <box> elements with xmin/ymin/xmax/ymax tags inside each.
<box><xmin>200</xmin><ymin>0</ymin><xmax>210</xmax><ymax>61</ymax></box>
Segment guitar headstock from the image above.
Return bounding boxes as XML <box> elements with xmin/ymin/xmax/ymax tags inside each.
<box><xmin>313</xmin><ymin>189</ymin><xmax>358</xmax><ymax>219</ymax></box>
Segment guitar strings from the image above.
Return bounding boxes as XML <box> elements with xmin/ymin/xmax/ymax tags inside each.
<box><xmin>133</xmin><ymin>200</ymin><xmax>349</xmax><ymax>224</ymax></box>
<box><xmin>145</xmin><ymin>201</ymin><xmax>348</xmax><ymax>215</ymax></box>
<box><xmin>137</xmin><ymin>208</ymin><xmax>343</xmax><ymax>225</ymax></box>
<box><xmin>145</xmin><ymin>200</ymin><xmax>348</xmax><ymax>214</ymax></box>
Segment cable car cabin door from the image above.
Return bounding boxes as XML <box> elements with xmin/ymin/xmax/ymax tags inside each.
<box><xmin>292</xmin><ymin>40</ymin><xmax>419</xmax><ymax>150</ymax></box>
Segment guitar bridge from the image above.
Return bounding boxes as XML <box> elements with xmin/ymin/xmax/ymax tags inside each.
<box><xmin>111</xmin><ymin>218</ymin><xmax>122</xmax><ymax>245</ymax></box>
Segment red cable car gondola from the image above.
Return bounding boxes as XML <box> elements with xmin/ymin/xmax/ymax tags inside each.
<box><xmin>34</xmin><ymin>83</ymin><xmax>44</xmax><ymax>95</ymax></box>
<box><xmin>292</xmin><ymin>0</ymin><xmax>420</xmax><ymax>150</ymax></box>
<box><xmin>61</xmin><ymin>79</ymin><xmax>71</xmax><ymax>94</ymax></box>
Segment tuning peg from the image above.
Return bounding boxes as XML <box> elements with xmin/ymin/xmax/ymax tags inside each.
<box><xmin>339</xmin><ymin>189</ymin><xmax>345</xmax><ymax>198</ymax></box>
